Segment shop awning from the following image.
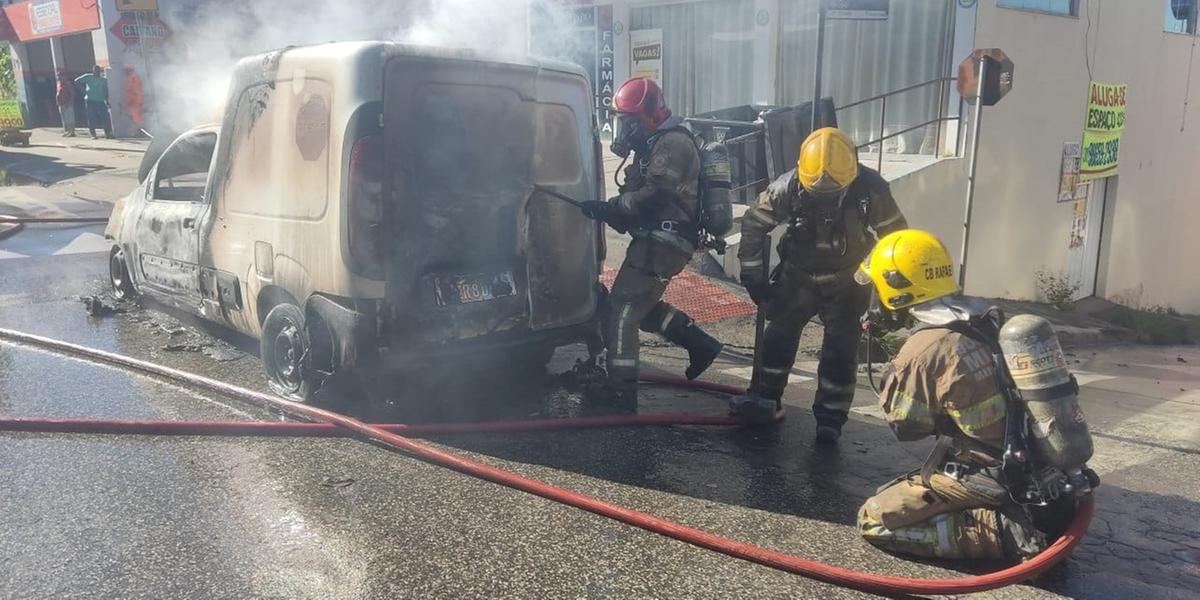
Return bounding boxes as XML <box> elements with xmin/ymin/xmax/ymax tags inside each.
<box><xmin>2</xmin><ymin>0</ymin><xmax>101</xmax><ymax>43</ymax></box>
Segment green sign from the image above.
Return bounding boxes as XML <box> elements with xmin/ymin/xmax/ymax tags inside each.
<box><xmin>0</xmin><ymin>99</ymin><xmax>23</xmax><ymax>129</ymax></box>
<box><xmin>1080</xmin><ymin>81</ymin><xmax>1126</xmax><ymax>181</ymax></box>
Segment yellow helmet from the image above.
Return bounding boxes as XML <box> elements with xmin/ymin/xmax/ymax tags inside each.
<box><xmin>856</xmin><ymin>229</ymin><xmax>960</xmax><ymax>310</ymax></box>
<box><xmin>797</xmin><ymin>127</ymin><xmax>859</xmax><ymax>196</ymax></box>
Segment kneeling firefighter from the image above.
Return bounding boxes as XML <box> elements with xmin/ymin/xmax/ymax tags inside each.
<box><xmin>731</xmin><ymin>127</ymin><xmax>908</xmax><ymax>443</ymax></box>
<box><xmin>579</xmin><ymin>77</ymin><xmax>730</xmax><ymax>410</ymax></box>
<box><xmin>855</xmin><ymin>229</ymin><xmax>1098</xmax><ymax>561</ymax></box>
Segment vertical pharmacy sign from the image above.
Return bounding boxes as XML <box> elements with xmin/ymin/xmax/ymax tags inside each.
<box><xmin>1079</xmin><ymin>81</ymin><xmax>1126</xmax><ymax>181</ymax></box>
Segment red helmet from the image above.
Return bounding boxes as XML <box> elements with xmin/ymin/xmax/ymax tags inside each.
<box><xmin>613</xmin><ymin>78</ymin><xmax>672</xmax><ymax>130</ymax></box>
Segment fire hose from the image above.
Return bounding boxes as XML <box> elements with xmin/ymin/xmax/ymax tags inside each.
<box><xmin>0</xmin><ymin>215</ymin><xmax>110</xmax><ymax>224</ymax></box>
<box><xmin>0</xmin><ymin>327</ymin><xmax>1093</xmax><ymax>596</ymax></box>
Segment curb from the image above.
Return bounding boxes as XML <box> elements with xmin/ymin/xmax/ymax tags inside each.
<box><xmin>1054</xmin><ymin>325</ymin><xmax>1136</xmax><ymax>349</ymax></box>
<box><xmin>52</xmin><ymin>143</ymin><xmax>146</xmax><ymax>154</ymax></box>
<box><xmin>0</xmin><ymin>218</ymin><xmax>25</xmax><ymax>240</ymax></box>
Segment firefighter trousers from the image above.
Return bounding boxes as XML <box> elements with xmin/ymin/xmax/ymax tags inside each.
<box><xmin>749</xmin><ymin>273</ymin><xmax>869</xmax><ymax>426</ymax></box>
<box><xmin>857</xmin><ymin>473</ymin><xmax>1047</xmax><ymax>561</ymax></box>
<box><xmin>606</xmin><ymin>238</ymin><xmax>710</xmax><ymax>391</ymax></box>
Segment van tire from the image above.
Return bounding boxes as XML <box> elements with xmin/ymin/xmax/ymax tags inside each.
<box><xmin>109</xmin><ymin>246</ymin><xmax>137</xmax><ymax>301</ymax></box>
<box><xmin>261</xmin><ymin>303</ymin><xmax>317</xmax><ymax>402</ymax></box>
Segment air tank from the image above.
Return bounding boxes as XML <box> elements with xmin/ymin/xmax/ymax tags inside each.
<box><xmin>998</xmin><ymin>314</ymin><xmax>1094</xmax><ymax>473</ymax></box>
<box><xmin>698</xmin><ymin>141</ymin><xmax>733</xmax><ymax>236</ymax></box>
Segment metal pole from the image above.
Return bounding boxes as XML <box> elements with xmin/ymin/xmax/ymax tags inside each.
<box><xmin>958</xmin><ymin>57</ymin><xmax>988</xmax><ymax>289</ymax></box>
<box><xmin>877</xmin><ymin>95</ymin><xmax>886</xmax><ymax>172</ymax></box>
<box><xmin>934</xmin><ymin>78</ymin><xmax>946</xmax><ymax>158</ymax></box>
<box><xmin>811</xmin><ymin>0</ymin><xmax>827</xmax><ymax>133</ymax></box>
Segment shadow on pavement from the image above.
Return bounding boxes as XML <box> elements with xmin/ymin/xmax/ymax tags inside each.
<box><xmin>0</xmin><ymin>149</ymin><xmax>114</xmax><ymax>185</ymax></box>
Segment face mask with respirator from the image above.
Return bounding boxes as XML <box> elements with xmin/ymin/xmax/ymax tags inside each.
<box><xmin>610</xmin><ymin>114</ymin><xmax>648</xmax><ymax>159</ymax></box>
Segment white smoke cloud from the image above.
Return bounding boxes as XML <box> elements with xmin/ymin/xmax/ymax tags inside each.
<box><xmin>148</xmin><ymin>0</ymin><xmax>588</xmax><ymax>133</ymax></box>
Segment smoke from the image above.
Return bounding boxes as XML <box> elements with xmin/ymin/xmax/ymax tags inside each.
<box><xmin>149</xmin><ymin>0</ymin><xmax>589</xmax><ymax>133</ymax></box>
<box><xmin>398</xmin><ymin>0</ymin><xmax>532</xmax><ymax>57</ymax></box>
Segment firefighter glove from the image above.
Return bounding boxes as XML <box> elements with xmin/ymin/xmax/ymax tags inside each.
<box><xmin>580</xmin><ymin>200</ymin><xmax>613</xmax><ymax>221</ymax></box>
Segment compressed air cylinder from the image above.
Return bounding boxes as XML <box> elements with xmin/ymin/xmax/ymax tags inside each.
<box><xmin>998</xmin><ymin>314</ymin><xmax>1095</xmax><ymax>472</ymax></box>
<box><xmin>699</xmin><ymin>141</ymin><xmax>733</xmax><ymax>236</ymax></box>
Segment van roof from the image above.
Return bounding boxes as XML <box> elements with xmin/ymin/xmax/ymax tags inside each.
<box><xmin>234</xmin><ymin>41</ymin><xmax>589</xmax><ymax>81</ymax></box>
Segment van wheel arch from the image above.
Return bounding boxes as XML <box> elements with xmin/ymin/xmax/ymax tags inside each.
<box><xmin>256</xmin><ymin>286</ymin><xmax>299</xmax><ymax>327</ymax></box>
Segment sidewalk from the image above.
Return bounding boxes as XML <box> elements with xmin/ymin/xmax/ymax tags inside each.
<box><xmin>0</xmin><ymin>128</ymin><xmax>144</xmax><ymax>190</ymax></box>
<box><xmin>0</xmin><ymin>128</ymin><xmax>142</xmax><ymax>224</ymax></box>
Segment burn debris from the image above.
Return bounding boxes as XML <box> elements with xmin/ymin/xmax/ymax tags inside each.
<box><xmin>81</xmin><ymin>295</ymin><xmax>125</xmax><ymax>317</ymax></box>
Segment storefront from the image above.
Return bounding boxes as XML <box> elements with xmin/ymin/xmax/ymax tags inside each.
<box><xmin>530</xmin><ymin>0</ymin><xmax>955</xmax><ymax>150</ymax></box>
<box><xmin>1</xmin><ymin>0</ymin><xmax>169</xmax><ymax>137</ymax></box>
<box><xmin>0</xmin><ymin>0</ymin><xmax>102</xmax><ymax>129</ymax></box>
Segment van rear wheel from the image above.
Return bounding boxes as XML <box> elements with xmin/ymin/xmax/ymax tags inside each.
<box><xmin>261</xmin><ymin>303</ymin><xmax>317</xmax><ymax>402</ymax></box>
<box><xmin>109</xmin><ymin>246</ymin><xmax>137</xmax><ymax>301</ymax></box>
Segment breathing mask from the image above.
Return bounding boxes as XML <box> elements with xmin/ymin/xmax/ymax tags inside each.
<box><xmin>611</xmin><ymin>114</ymin><xmax>648</xmax><ymax>159</ymax></box>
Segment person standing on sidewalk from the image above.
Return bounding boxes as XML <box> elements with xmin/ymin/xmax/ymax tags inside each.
<box><xmin>730</xmin><ymin>127</ymin><xmax>907</xmax><ymax>444</ymax></box>
<box><xmin>55</xmin><ymin>70</ymin><xmax>76</xmax><ymax>137</ymax></box>
<box><xmin>74</xmin><ymin>66</ymin><xmax>113</xmax><ymax>139</ymax></box>
<box><xmin>578</xmin><ymin>77</ymin><xmax>724</xmax><ymax>412</ymax></box>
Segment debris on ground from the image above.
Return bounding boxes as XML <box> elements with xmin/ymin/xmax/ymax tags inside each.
<box><xmin>202</xmin><ymin>344</ymin><xmax>244</xmax><ymax>362</ymax></box>
<box><xmin>160</xmin><ymin>341</ymin><xmax>245</xmax><ymax>362</ymax></box>
<box><xmin>558</xmin><ymin>358</ymin><xmax>608</xmax><ymax>396</ymax></box>
<box><xmin>81</xmin><ymin>295</ymin><xmax>125</xmax><ymax>317</ymax></box>
<box><xmin>1179</xmin><ymin>357</ymin><xmax>1188</xmax><ymax>363</ymax></box>
<box><xmin>320</xmin><ymin>476</ymin><xmax>356</xmax><ymax>488</ymax></box>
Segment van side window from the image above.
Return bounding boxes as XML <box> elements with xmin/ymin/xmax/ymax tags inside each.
<box><xmin>153</xmin><ymin>132</ymin><xmax>216</xmax><ymax>203</ymax></box>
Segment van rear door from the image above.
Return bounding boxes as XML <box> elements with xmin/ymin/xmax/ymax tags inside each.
<box><xmin>382</xmin><ymin>56</ymin><xmax>601</xmax><ymax>344</ymax></box>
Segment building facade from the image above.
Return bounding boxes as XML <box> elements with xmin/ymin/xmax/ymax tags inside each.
<box><xmin>1</xmin><ymin>0</ymin><xmax>176</xmax><ymax>137</ymax></box>
<box><xmin>533</xmin><ymin>0</ymin><xmax>954</xmax><ymax>151</ymax></box>
<box><xmin>893</xmin><ymin>0</ymin><xmax>1200</xmax><ymax>313</ymax></box>
<box><xmin>541</xmin><ymin>0</ymin><xmax>1200</xmax><ymax>313</ymax></box>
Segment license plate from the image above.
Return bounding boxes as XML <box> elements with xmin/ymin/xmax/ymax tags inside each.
<box><xmin>434</xmin><ymin>271</ymin><xmax>517</xmax><ymax>307</ymax></box>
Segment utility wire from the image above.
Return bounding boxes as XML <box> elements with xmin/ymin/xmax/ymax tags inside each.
<box><xmin>1184</xmin><ymin>5</ymin><xmax>1199</xmax><ymax>132</ymax></box>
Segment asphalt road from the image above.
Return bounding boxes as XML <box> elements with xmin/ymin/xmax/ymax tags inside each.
<box><xmin>1</xmin><ymin>226</ymin><xmax>1198</xmax><ymax>599</ymax></box>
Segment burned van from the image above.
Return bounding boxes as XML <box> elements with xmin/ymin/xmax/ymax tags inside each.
<box><xmin>106</xmin><ymin>43</ymin><xmax>607</xmax><ymax>400</ymax></box>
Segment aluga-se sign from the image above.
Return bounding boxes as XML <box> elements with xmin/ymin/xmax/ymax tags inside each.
<box><xmin>1080</xmin><ymin>81</ymin><xmax>1126</xmax><ymax>181</ymax></box>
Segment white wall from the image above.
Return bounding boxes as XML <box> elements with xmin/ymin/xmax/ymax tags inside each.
<box><xmin>897</xmin><ymin>0</ymin><xmax>1200</xmax><ymax>312</ymax></box>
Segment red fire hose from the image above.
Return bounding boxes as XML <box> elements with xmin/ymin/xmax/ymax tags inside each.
<box><xmin>0</xmin><ymin>215</ymin><xmax>110</xmax><ymax>224</ymax></box>
<box><xmin>0</xmin><ymin>327</ymin><xmax>1093</xmax><ymax>596</ymax></box>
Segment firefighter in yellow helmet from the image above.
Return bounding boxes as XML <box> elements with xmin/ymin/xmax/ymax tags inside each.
<box><xmin>854</xmin><ymin>229</ymin><xmax>1094</xmax><ymax>561</ymax></box>
<box><xmin>731</xmin><ymin>127</ymin><xmax>907</xmax><ymax>443</ymax></box>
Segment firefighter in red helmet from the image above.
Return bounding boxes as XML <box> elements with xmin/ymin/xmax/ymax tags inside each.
<box><xmin>579</xmin><ymin>77</ymin><xmax>723</xmax><ymax>411</ymax></box>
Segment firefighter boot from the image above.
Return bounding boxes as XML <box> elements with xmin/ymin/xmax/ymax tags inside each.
<box><xmin>605</xmin><ymin>365</ymin><xmax>640</xmax><ymax>414</ymax></box>
<box><xmin>644</xmin><ymin>304</ymin><xmax>724</xmax><ymax>380</ymax></box>
<box><xmin>729</xmin><ymin>390</ymin><xmax>783</xmax><ymax>424</ymax></box>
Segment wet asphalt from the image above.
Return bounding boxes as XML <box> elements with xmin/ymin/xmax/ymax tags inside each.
<box><xmin>1</xmin><ymin>229</ymin><xmax>1198</xmax><ymax>599</ymax></box>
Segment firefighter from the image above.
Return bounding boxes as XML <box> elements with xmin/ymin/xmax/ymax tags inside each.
<box><xmin>579</xmin><ymin>77</ymin><xmax>723</xmax><ymax>411</ymax></box>
<box><xmin>731</xmin><ymin>127</ymin><xmax>907</xmax><ymax>443</ymax></box>
<box><xmin>854</xmin><ymin>229</ymin><xmax>1090</xmax><ymax>561</ymax></box>
<box><xmin>123</xmin><ymin>65</ymin><xmax>146</xmax><ymax>130</ymax></box>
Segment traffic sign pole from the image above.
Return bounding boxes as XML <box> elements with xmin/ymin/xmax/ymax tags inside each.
<box><xmin>959</xmin><ymin>55</ymin><xmax>987</xmax><ymax>290</ymax></box>
<box><xmin>954</xmin><ymin>48</ymin><xmax>1013</xmax><ymax>290</ymax></box>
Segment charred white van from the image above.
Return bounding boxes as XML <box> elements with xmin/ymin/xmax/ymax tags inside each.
<box><xmin>106</xmin><ymin>43</ymin><xmax>607</xmax><ymax>400</ymax></box>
